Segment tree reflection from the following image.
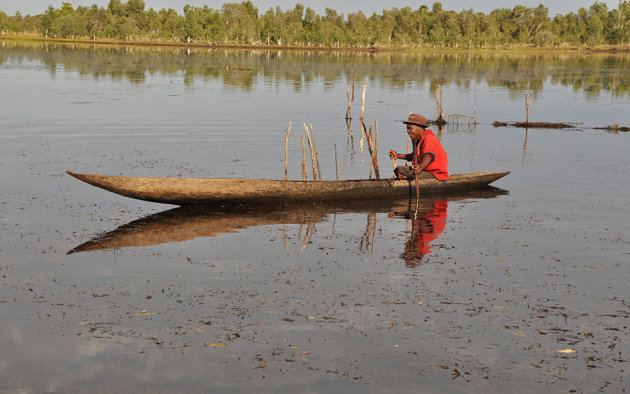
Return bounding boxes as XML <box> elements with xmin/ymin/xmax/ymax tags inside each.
<box><xmin>1</xmin><ymin>41</ymin><xmax>629</xmax><ymax>97</ymax></box>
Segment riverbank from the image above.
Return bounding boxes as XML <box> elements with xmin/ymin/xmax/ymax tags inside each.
<box><xmin>3</xmin><ymin>34</ymin><xmax>630</xmax><ymax>53</ymax></box>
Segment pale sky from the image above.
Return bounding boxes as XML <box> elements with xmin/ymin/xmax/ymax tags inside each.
<box><xmin>0</xmin><ymin>0</ymin><xmax>619</xmax><ymax>17</ymax></box>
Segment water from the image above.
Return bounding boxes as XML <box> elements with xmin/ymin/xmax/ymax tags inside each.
<box><xmin>0</xmin><ymin>41</ymin><xmax>629</xmax><ymax>392</ymax></box>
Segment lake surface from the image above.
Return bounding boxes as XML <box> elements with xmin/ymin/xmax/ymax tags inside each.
<box><xmin>1</xmin><ymin>41</ymin><xmax>629</xmax><ymax>392</ymax></box>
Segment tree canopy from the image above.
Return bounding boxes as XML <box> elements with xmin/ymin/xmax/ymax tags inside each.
<box><xmin>1</xmin><ymin>1</ymin><xmax>630</xmax><ymax>47</ymax></box>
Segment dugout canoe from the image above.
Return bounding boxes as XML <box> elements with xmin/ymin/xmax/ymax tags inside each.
<box><xmin>66</xmin><ymin>170</ymin><xmax>510</xmax><ymax>206</ymax></box>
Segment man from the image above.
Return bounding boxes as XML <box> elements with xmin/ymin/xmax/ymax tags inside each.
<box><xmin>388</xmin><ymin>114</ymin><xmax>449</xmax><ymax>181</ymax></box>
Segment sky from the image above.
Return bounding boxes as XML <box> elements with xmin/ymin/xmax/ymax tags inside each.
<box><xmin>1</xmin><ymin>0</ymin><xmax>619</xmax><ymax>17</ymax></box>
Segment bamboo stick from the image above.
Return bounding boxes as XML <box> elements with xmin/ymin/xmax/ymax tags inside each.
<box><xmin>284</xmin><ymin>122</ymin><xmax>291</xmax><ymax>181</ymax></box>
<box><xmin>301</xmin><ymin>134</ymin><xmax>308</xmax><ymax>181</ymax></box>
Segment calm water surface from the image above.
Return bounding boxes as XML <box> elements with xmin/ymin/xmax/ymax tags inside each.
<box><xmin>0</xmin><ymin>41</ymin><xmax>629</xmax><ymax>392</ymax></box>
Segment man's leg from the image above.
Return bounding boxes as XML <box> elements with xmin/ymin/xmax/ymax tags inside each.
<box><xmin>394</xmin><ymin>165</ymin><xmax>412</xmax><ymax>179</ymax></box>
<box><xmin>394</xmin><ymin>166</ymin><xmax>434</xmax><ymax>180</ymax></box>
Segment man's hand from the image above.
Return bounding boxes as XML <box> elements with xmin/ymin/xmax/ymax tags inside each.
<box><xmin>388</xmin><ymin>150</ymin><xmax>398</xmax><ymax>159</ymax></box>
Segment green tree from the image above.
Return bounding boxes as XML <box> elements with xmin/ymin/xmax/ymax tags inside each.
<box><xmin>585</xmin><ymin>2</ymin><xmax>608</xmax><ymax>44</ymax></box>
<box><xmin>221</xmin><ymin>2</ymin><xmax>259</xmax><ymax>43</ymax></box>
<box><xmin>182</xmin><ymin>5</ymin><xmax>202</xmax><ymax>40</ymax></box>
<box><xmin>0</xmin><ymin>11</ymin><xmax>10</xmax><ymax>34</ymax></box>
<box><xmin>108</xmin><ymin>0</ymin><xmax>124</xmax><ymax>17</ymax></box>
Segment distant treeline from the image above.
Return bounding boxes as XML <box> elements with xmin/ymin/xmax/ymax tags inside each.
<box><xmin>1</xmin><ymin>1</ymin><xmax>630</xmax><ymax>48</ymax></box>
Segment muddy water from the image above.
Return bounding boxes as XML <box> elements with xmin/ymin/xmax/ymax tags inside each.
<box><xmin>0</xmin><ymin>42</ymin><xmax>629</xmax><ymax>392</ymax></box>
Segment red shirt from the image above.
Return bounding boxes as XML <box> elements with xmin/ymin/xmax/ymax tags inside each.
<box><xmin>404</xmin><ymin>129</ymin><xmax>449</xmax><ymax>180</ymax></box>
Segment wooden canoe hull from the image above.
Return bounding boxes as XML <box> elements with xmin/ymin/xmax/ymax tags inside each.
<box><xmin>66</xmin><ymin>170</ymin><xmax>510</xmax><ymax>206</ymax></box>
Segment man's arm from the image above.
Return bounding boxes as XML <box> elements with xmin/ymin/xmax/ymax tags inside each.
<box><xmin>388</xmin><ymin>150</ymin><xmax>409</xmax><ymax>160</ymax></box>
<box><xmin>412</xmin><ymin>152</ymin><xmax>435</xmax><ymax>174</ymax></box>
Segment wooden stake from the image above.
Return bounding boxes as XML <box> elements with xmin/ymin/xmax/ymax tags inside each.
<box><xmin>368</xmin><ymin>125</ymin><xmax>373</xmax><ymax>179</ymax></box>
<box><xmin>303</xmin><ymin>124</ymin><xmax>317</xmax><ymax>181</ymax></box>
<box><xmin>300</xmin><ymin>134</ymin><xmax>308</xmax><ymax>181</ymax></box>
<box><xmin>435</xmin><ymin>78</ymin><xmax>445</xmax><ymax>123</ymax></box>
<box><xmin>309</xmin><ymin>124</ymin><xmax>321</xmax><ymax>181</ymax></box>
<box><xmin>526</xmin><ymin>90</ymin><xmax>532</xmax><ymax>123</ymax></box>
<box><xmin>345</xmin><ymin>74</ymin><xmax>355</xmax><ymax>120</ymax></box>
<box><xmin>361</xmin><ymin>82</ymin><xmax>367</xmax><ymax>123</ymax></box>
<box><xmin>284</xmin><ymin>122</ymin><xmax>291</xmax><ymax>181</ymax></box>
<box><xmin>441</xmin><ymin>95</ymin><xmax>446</xmax><ymax>121</ymax></box>
<box><xmin>359</xmin><ymin>82</ymin><xmax>379</xmax><ymax>179</ymax></box>
<box><xmin>374</xmin><ymin>120</ymin><xmax>380</xmax><ymax>177</ymax></box>
<box><xmin>334</xmin><ymin>143</ymin><xmax>338</xmax><ymax>181</ymax></box>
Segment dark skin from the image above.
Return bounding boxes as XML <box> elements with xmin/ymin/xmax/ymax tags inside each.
<box><xmin>388</xmin><ymin>123</ymin><xmax>433</xmax><ymax>180</ymax></box>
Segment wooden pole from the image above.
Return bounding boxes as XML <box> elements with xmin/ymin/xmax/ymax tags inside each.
<box><xmin>284</xmin><ymin>122</ymin><xmax>291</xmax><ymax>181</ymax></box>
<box><xmin>334</xmin><ymin>143</ymin><xmax>338</xmax><ymax>181</ymax></box>
<box><xmin>435</xmin><ymin>78</ymin><xmax>445</xmax><ymax>123</ymax></box>
<box><xmin>360</xmin><ymin>82</ymin><xmax>367</xmax><ymax>124</ymax></box>
<box><xmin>374</xmin><ymin>120</ymin><xmax>380</xmax><ymax>179</ymax></box>
<box><xmin>406</xmin><ymin>113</ymin><xmax>412</xmax><ymax>166</ymax></box>
<box><xmin>345</xmin><ymin>74</ymin><xmax>355</xmax><ymax>120</ymax></box>
<box><xmin>413</xmin><ymin>139</ymin><xmax>420</xmax><ymax>218</ymax></box>
<box><xmin>303</xmin><ymin>124</ymin><xmax>317</xmax><ymax>181</ymax></box>
<box><xmin>359</xmin><ymin>82</ymin><xmax>379</xmax><ymax>179</ymax></box>
<box><xmin>526</xmin><ymin>90</ymin><xmax>532</xmax><ymax>123</ymax></box>
<box><xmin>368</xmin><ymin>125</ymin><xmax>373</xmax><ymax>179</ymax></box>
<box><xmin>309</xmin><ymin>124</ymin><xmax>322</xmax><ymax>181</ymax></box>
<box><xmin>301</xmin><ymin>135</ymin><xmax>308</xmax><ymax>181</ymax></box>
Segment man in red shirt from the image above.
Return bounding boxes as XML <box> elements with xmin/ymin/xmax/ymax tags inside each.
<box><xmin>388</xmin><ymin>114</ymin><xmax>449</xmax><ymax>181</ymax></box>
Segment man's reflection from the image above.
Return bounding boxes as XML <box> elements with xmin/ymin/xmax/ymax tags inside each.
<box><xmin>390</xmin><ymin>200</ymin><xmax>448</xmax><ymax>267</ymax></box>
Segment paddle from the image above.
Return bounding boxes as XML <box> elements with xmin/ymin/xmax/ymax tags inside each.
<box><xmin>413</xmin><ymin>138</ymin><xmax>420</xmax><ymax>219</ymax></box>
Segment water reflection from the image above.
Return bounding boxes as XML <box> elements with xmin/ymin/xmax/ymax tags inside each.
<box><xmin>2</xmin><ymin>40</ymin><xmax>629</xmax><ymax>97</ymax></box>
<box><xmin>389</xmin><ymin>200</ymin><xmax>449</xmax><ymax>268</ymax></box>
<box><xmin>68</xmin><ymin>188</ymin><xmax>508</xmax><ymax>265</ymax></box>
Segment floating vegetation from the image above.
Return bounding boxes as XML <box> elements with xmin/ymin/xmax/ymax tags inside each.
<box><xmin>493</xmin><ymin>121</ymin><xmax>576</xmax><ymax>129</ymax></box>
<box><xmin>594</xmin><ymin>124</ymin><xmax>630</xmax><ymax>132</ymax></box>
<box><xmin>494</xmin><ymin>121</ymin><xmax>630</xmax><ymax>131</ymax></box>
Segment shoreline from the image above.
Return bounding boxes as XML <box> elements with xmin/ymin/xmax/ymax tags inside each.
<box><xmin>3</xmin><ymin>34</ymin><xmax>630</xmax><ymax>54</ymax></box>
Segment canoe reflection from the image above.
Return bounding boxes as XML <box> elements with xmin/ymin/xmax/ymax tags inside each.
<box><xmin>68</xmin><ymin>187</ymin><xmax>508</xmax><ymax>258</ymax></box>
